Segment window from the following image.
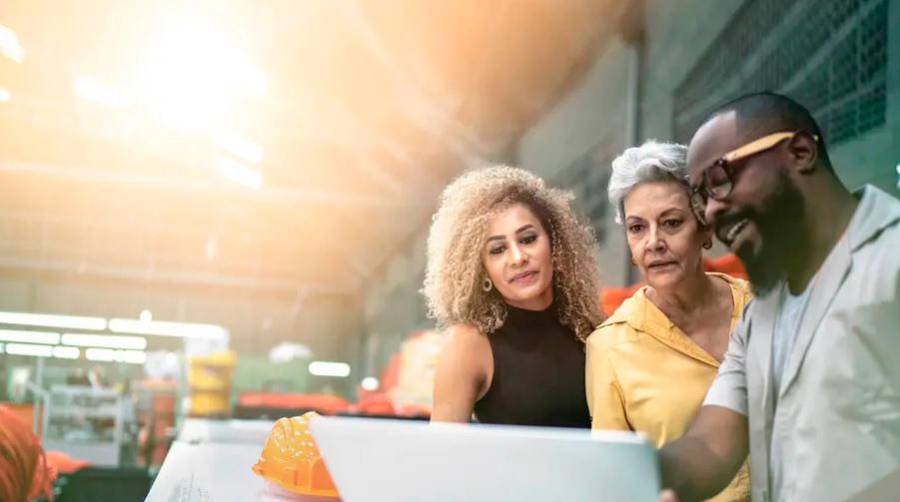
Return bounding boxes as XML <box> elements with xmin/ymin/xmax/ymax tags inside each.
<box><xmin>673</xmin><ymin>0</ymin><xmax>887</xmax><ymax>145</ymax></box>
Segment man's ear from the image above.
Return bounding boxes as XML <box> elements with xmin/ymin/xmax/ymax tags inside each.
<box><xmin>790</xmin><ymin>133</ymin><xmax>819</xmax><ymax>174</ymax></box>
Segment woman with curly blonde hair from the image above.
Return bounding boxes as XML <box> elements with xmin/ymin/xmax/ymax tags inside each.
<box><xmin>425</xmin><ymin>165</ymin><xmax>604</xmax><ymax>427</ymax></box>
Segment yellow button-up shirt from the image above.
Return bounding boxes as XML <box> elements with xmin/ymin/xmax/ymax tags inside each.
<box><xmin>586</xmin><ymin>272</ymin><xmax>752</xmax><ymax>502</ymax></box>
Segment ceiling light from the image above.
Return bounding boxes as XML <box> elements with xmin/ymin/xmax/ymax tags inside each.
<box><xmin>85</xmin><ymin>348</ymin><xmax>146</xmax><ymax>364</ymax></box>
<box><xmin>85</xmin><ymin>348</ymin><xmax>115</xmax><ymax>361</ymax></box>
<box><xmin>361</xmin><ymin>377</ymin><xmax>379</xmax><ymax>391</ymax></box>
<box><xmin>6</xmin><ymin>343</ymin><xmax>53</xmax><ymax>358</ymax></box>
<box><xmin>0</xmin><ymin>311</ymin><xmax>107</xmax><ymax>331</ymax></box>
<box><xmin>308</xmin><ymin>361</ymin><xmax>351</xmax><ymax>378</ymax></box>
<box><xmin>108</xmin><ymin>318</ymin><xmax>227</xmax><ymax>340</ymax></box>
<box><xmin>52</xmin><ymin>346</ymin><xmax>80</xmax><ymax>360</ymax></box>
<box><xmin>0</xmin><ymin>87</ymin><xmax>10</xmax><ymax>102</ymax></box>
<box><xmin>62</xmin><ymin>333</ymin><xmax>147</xmax><ymax>350</ymax></box>
<box><xmin>269</xmin><ymin>342</ymin><xmax>312</xmax><ymax>364</ymax></box>
<box><xmin>0</xmin><ymin>329</ymin><xmax>60</xmax><ymax>345</ymax></box>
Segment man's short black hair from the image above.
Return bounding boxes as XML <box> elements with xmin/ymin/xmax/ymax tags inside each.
<box><xmin>708</xmin><ymin>91</ymin><xmax>832</xmax><ymax>168</ymax></box>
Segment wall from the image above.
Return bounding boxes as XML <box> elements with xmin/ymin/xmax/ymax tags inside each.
<box><xmin>517</xmin><ymin>39</ymin><xmax>632</xmax><ymax>288</ymax></box>
<box><xmin>359</xmin><ymin>225</ymin><xmax>431</xmax><ymax>381</ymax></box>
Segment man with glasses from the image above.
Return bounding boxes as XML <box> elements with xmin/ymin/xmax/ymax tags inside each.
<box><xmin>658</xmin><ymin>92</ymin><xmax>900</xmax><ymax>501</ymax></box>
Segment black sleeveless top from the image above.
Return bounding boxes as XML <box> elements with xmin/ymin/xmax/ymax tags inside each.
<box><xmin>473</xmin><ymin>303</ymin><xmax>591</xmax><ymax>428</ymax></box>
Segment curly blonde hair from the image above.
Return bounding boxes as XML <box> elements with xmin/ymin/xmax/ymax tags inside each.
<box><xmin>423</xmin><ymin>165</ymin><xmax>604</xmax><ymax>341</ymax></box>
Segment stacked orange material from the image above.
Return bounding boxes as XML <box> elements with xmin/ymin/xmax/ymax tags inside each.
<box><xmin>136</xmin><ymin>379</ymin><xmax>178</xmax><ymax>467</ymax></box>
<box><xmin>238</xmin><ymin>393</ymin><xmax>350</xmax><ymax>416</ymax></box>
<box><xmin>704</xmin><ymin>253</ymin><xmax>748</xmax><ymax>280</ymax></box>
<box><xmin>353</xmin><ymin>392</ymin><xmax>395</xmax><ymax>416</ymax></box>
<box><xmin>252</xmin><ymin>412</ymin><xmax>340</xmax><ymax>500</ymax></box>
<box><xmin>45</xmin><ymin>451</ymin><xmax>91</xmax><ymax>475</ymax></box>
<box><xmin>389</xmin><ymin>330</ymin><xmax>446</xmax><ymax>416</ymax></box>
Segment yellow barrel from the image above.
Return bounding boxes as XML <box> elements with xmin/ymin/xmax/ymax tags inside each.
<box><xmin>187</xmin><ymin>350</ymin><xmax>237</xmax><ymax>417</ymax></box>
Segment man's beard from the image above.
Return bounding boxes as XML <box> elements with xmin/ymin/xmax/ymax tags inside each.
<box><xmin>738</xmin><ymin>174</ymin><xmax>807</xmax><ymax>297</ymax></box>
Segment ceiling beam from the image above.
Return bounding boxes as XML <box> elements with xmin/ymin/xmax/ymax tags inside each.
<box><xmin>0</xmin><ymin>254</ymin><xmax>357</xmax><ymax>295</ymax></box>
<box><xmin>0</xmin><ymin>160</ymin><xmax>425</xmax><ymax>209</ymax></box>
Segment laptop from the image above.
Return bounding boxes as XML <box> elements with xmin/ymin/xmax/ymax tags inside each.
<box><xmin>310</xmin><ymin>416</ymin><xmax>660</xmax><ymax>502</ymax></box>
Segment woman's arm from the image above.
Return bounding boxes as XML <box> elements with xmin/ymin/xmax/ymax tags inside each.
<box><xmin>431</xmin><ymin>324</ymin><xmax>492</xmax><ymax>423</ymax></box>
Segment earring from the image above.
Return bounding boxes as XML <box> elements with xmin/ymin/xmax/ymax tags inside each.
<box><xmin>482</xmin><ymin>277</ymin><xmax>493</xmax><ymax>292</ymax></box>
<box><xmin>703</xmin><ymin>239</ymin><xmax>713</xmax><ymax>250</ymax></box>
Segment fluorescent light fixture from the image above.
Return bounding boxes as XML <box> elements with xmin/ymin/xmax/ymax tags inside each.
<box><xmin>0</xmin><ymin>311</ymin><xmax>106</xmax><ymax>331</ymax></box>
<box><xmin>85</xmin><ymin>348</ymin><xmax>115</xmax><ymax>361</ymax></box>
<box><xmin>0</xmin><ymin>87</ymin><xmax>10</xmax><ymax>102</ymax></box>
<box><xmin>308</xmin><ymin>361</ymin><xmax>351</xmax><ymax>378</ymax></box>
<box><xmin>214</xmin><ymin>134</ymin><xmax>264</xmax><ymax>164</ymax></box>
<box><xmin>269</xmin><ymin>342</ymin><xmax>312</xmax><ymax>364</ymax></box>
<box><xmin>361</xmin><ymin>376</ymin><xmax>379</xmax><ymax>391</ymax></box>
<box><xmin>216</xmin><ymin>156</ymin><xmax>263</xmax><ymax>189</ymax></box>
<box><xmin>108</xmin><ymin>318</ymin><xmax>227</xmax><ymax>340</ymax></box>
<box><xmin>0</xmin><ymin>24</ymin><xmax>24</xmax><ymax>63</ymax></box>
<box><xmin>73</xmin><ymin>75</ymin><xmax>131</xmax><ymax>108</ymax></box>
<box><xmin>62</xmin><ymin>333</ymin><xmax>147</xmax><ymax>350</ymax></box>
<box><xmin>0</xmin><ymin>329</ymin><xmax>60</xmax><ymax>345</ymax></box>
<box><xmin>52</xmin><ymin>346</ymin><xmax>80</xmax><ymax>359</ymax></box>
<box><xmin>85</xmin><ymin>348</ymin><xmax>146</xmax><ymax>364</ymax></box>
<box><xmin>6</xmin><ymin>343</ymin><xmax>53</xmax><ymax>357</ymax></box>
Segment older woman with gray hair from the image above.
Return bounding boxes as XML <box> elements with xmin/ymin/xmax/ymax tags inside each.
<box><xmin>586</xmin><ymin>141</ymin><xmax>752</xmax><ymax>501</ymax></box>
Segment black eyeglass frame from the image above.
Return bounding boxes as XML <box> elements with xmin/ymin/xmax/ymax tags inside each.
<box><xmin>689</xmin><ymin>130</ymin><xmax>819</xmax><ymax>225</ymax></box>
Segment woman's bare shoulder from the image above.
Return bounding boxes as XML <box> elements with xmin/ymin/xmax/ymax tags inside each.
<box><xmin>435</xmin><ymin>323</ymin><xmax>493</xmax><ymax>399</ymax></box>
<box><xmin>442</xmin><ymin>323</ymin><xmax>490</xmax><ymax>352</ymax></box>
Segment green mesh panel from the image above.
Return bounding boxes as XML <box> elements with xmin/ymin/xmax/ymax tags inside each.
<box><xmin>673</xmin><ymin>0</ymin><xmax>887</xmax><ymax>146</ymax></box>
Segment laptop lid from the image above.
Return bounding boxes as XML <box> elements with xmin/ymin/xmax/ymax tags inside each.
<box><xmin>311</xmin><ymin>416</ymin><xmax>660</xmax><ymax>502</ymax></box>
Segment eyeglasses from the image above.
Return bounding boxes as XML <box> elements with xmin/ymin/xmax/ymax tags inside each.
<box><xmin>689</xmin><ymin>130</ymin><xmax>817</xmax><ymax>225</ymax></box>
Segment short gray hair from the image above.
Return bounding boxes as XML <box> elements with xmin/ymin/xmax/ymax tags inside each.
<box><xmin>607</xmin><ymin>140</ymin><xmax>689</xmax><ymax>224</ymax></box>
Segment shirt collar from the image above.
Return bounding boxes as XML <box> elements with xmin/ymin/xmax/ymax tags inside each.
<box><xmin>600</xmin><ymin>273</ymin><xmax>749</xmax><ymax>367</ymax></box>
<box><xmin>847</xmin><ymin>185</ymin><xmax>900</xmax><ymax>253</ymax></box>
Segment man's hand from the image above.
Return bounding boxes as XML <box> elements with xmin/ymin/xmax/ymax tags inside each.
<box><xmin>660</xmin><ymin>489</ymin><xmax>679</xmax><ymax>502</ymax></box>
<box><xmin>658</xmin><ymin>405</ymin><xmax>749</xmax><ymax>501</ymax></box>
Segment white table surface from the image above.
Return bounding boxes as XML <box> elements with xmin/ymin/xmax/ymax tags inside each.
<box><xmin>144</xmin><ymin>440</ymin><xmax>289</xmax><ymax>502</ymax></box>
<box><xmin>147</xmin><ymin>419</ymin><xmax>286</xmax><ymax>502</ymax></box>
<box><xmin>176</xmin><ymin>418</ymin><xmax>275</xmax><ymax>445</ymax></box>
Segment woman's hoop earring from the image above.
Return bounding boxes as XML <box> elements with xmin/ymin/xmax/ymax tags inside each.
<box><xmin>482</xmin><ymin>277</ymin><xmax>493</xmax><ymax>292</ymax></box>
<box><xmin>703</xmin><ymin>239</ymin><xmax>713</xmax><ymax>250</ymax></box>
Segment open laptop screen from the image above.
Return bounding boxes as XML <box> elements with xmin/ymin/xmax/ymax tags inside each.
<box><xmin>311</xmin><ymin>416</ymin><xmax>660</xmax><ymax>502</ymax></box>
